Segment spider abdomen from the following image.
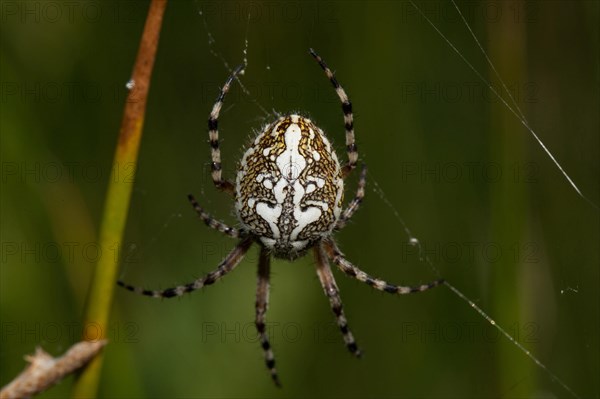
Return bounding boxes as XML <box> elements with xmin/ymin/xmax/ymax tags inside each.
<box><xmin>235</xmin><ymin>114</ymin><xmax>343</xmax><ymax>259</ymax></box>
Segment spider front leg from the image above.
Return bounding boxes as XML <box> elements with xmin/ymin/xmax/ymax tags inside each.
<box><xmin>188</xmin><ymin>194</ymin><xmax>240</xmax><ymax>238</ymax></box>
<box><xmin>323</xmin><ymin>239</ymin><xmax>444</xmax><ymax>294</ymax></box>
<box><xmin>314</xmin><ymin>243</ymin><xmax>362</xmax><ymax>357</ymax></box>
<box><xmin>255</xmin><ymin>247</ymin><xmax>281</xmax><ymax>387</ymax></box>
<box><xmin>117</xmin><ymin>237</ymin><xmax>253</xmax><ymax>298</ymax></box>
<box><xmin>207</xmin><ymin>64</ymin><xmax>244</xmax><ymax>196</ymax></box>
<box><xmin>335</xmin><ymin>163</ymin><xmax>367</xmax><ymax>231</ymax></box>
<box><xmin>309</xmin><ymin>49</ymin><xmax>357</xmax><ymax>177</ymax></box>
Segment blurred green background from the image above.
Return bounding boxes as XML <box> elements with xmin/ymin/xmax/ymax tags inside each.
<box><xmin>1</xmin><ymin>1</ymin><xmax>598</xmax><ymax>397</ymax></box>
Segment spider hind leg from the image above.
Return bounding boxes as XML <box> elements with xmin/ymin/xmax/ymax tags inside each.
<box><xmin>324</xmin><ymin>239</ymin><xmax>444</xmax><ymax>294</ymax></box>
<box><xmin>315</xmin><ymin>243</ymin><xmax>362</xmax><ymax>357</ymax></box>
<box><xmin>117</xmin><ymin>237</ymin><xmax>253</xmax><ymax>298</ymax></box>
<box><xmin>256</xmin><ymin>247</ymin><xmax>282</xmax><ymax>387</ymax></box>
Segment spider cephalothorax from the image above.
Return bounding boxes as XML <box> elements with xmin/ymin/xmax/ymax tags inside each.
<box><xmin>236</xmin><ymin>114</ymin><xmax>344</xmax><ymax>259</ymax></box>
<box><xmin>118</xmin><ymin>49</ymin><xmax>443</xmax><ymax>387</ymax></box>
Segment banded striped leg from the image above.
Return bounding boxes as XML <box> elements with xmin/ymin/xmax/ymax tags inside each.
<box><xmin>208</xmin><ymin>64</ymin><xmax>244</xmax><ymax>195</ymax></box>
<box><xmin>314</xmin><ymin>243</ymin><xmax>362</xmax><ymax>357</ymax></box>
<box><xmin>188</xmin><ymin>194</ymin><xmax>240</xmax><ymax>238</ymax></box>
<box><xmin>335</xmin><ymin>163</ymin><xmax>367</xmax><ymax>231</ymax></box>
<box><xmin>324</xmin><ymin>239</ymin><xmax>444</xmax><ymax>294</ymax></box>
<box><xmin>117</xmin><ymin>237</ymin><xmax>253</xmax><ymax>298</ymax></box>
<box><xmin>309</xmin><ymin>49</ymin><xmax>357</xmax><ymax>177</ymax></box>
<box><xmin>255</xmin><ymin>247</ymin><xmax>281</xmax><ymax>387</ymax></box>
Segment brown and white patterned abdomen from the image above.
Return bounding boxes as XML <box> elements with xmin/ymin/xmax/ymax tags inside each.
<box><xmin>235</xmin><ymin>115</ymin><xmax>344</xmax><ymax>259</ymax></box>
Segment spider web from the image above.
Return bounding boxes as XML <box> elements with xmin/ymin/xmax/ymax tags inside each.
<box><xmin>364</xmin><ymin>2</ymin><xmax>596</xmax><ymax>398</ymax></box>
<box><xmin>136</xmin><ymin>1</ymin><xmax>597</xmax><ymax>396</ymax></box>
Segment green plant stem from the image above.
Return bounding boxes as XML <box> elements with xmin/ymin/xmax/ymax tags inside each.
<box><xmin>488</xmin><ymin>3</ymin><xmax>533</xmax><ymax>396</ymax></box>
<box><xmin>71</xmin><ymin>1</ymin><xmax>167</xmax><ymax>397</ymax></box>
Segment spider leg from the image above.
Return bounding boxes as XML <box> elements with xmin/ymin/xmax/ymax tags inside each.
<box><xmin>208</xmin><ymin>64</ymin><xmax>244</xmax><ymax>195</ymax></box>
<box><xmin>255</xmin><ymin>247</ymin><xmax>281</xmax><ymax>387</ymax></box>
<box><xmin>314</xmin><ymin>243</ymin><xmax>362</xmax><ymax>357</ymax></box>
<box><xmin>335</xmin><ymin>163</ymin><xmax>367</xmax><ymax>231</ymax></box>
<box><xmin>309</xmin><ymin>49</ymin><xmax>357</xmax><ymax>177</ymax></box>
<box><xmin>117</xmin><ymin>237</ymin><xmax>252</xmax><ymax>298</ymax></box>
<box><xmin>188</xmin><ymin>194</ymin><xmax>240</xmax><ymax>238</ymax></box>
<box><xmin>323</xmin><ymin>239</ymin><xmax>444</xmax><ymax>294</ymax></box>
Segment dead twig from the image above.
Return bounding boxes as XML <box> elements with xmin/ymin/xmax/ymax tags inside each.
<box><xmin>0</xmin><ymin>340</ymin><xmax>107</xmax><ymax>399</ymax></box>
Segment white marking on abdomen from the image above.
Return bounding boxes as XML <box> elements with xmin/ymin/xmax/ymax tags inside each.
<box><xmin>276</xmin><ymin>124</ymin><xmax>306</xmax><ymax>181</ymax></box>
<box><xmin>256</xmin><ymin>202</ymin><xmax>282</xmax><ymax>238</ymax></box>
<box><xmin>291</xmin><ymin>206</ymin><xmax>321</xmax><ymax>240</ymax></box>
<box><xmin>252</xmin><ymin>121</ymin><xmax>330</xmax><ymax>244</ymax></box>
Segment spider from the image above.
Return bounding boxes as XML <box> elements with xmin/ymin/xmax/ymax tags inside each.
<box><xmin>118</xmin><ymin>49</ymin><xmax>443</xmax><ymax>387</ymax></box>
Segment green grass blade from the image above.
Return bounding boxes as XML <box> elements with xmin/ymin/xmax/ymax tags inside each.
<box><xmin>71</xmin><ymin>1</ymin><xmax>168</xmax><ymax>397</ymax></box>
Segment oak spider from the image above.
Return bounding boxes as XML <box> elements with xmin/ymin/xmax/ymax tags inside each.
<box><xmin>118</xmin><ymin>49</ymin><xmax>443</xmax><ymax>387</ymax></box>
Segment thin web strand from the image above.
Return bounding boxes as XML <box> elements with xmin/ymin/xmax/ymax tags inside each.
<box><xmin>197</xmin><ymin>5</ymin><xmax>271</xmax><ymax>119</ymax></box>
<box><xmin>450</xmin><ymin>0</ymin><xmax>526</xmax><ymax>121</ymax></box>
<box><xmin>408</xmin><ymin>0</ymin><xmax>597</xmax><ymax>210</ymax></box>
<box><xmin>444</xmin><ymin>281</ymin><xmax>581</xmax><ymax>399</ymax></box>
<box><xmin>370</xmin><ymin>175</ymin><xmax>580</xmax><ymax>399</ymax></box>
